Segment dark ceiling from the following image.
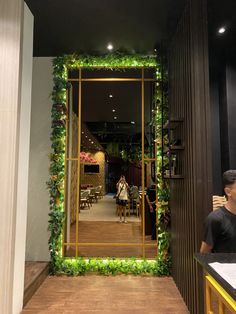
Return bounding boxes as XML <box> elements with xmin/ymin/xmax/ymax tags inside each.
<box><xmin>25</xmin><ymin>0</ymin><xmax>187</xmax><ymax>56</ymax></box>
<box><xmin>208</xmin><ymin>0</ymin><xmax>236</xmax><ymax>57</ymax></box>
<box><xmin>24</xmin><ymin>0</ymin><xmax>236</xmax><ymax>154</ymax></box>
<box><xmin>24</xmin><ymin>0</ymin><xmax>236</xmax><ymax>56</ymax></box>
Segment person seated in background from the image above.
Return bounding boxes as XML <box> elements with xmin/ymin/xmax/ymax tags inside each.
<box><xmin>130</xmin><ymin>184</ymin><xmax>139</xmax><ymax>209</ymax></box>
<box><xmin>146</xmin><ymin>184</ymin><xmax>157</xmax><ymax>240</ymax></box>
<box><xmin>116</xmin><ymin>175</ymin><xmax>129</xmax><ymax>223</ymax></box>
<box><xmin>200</xmin><ymin>170</ymin><xmax>236</xmax><ymax>253</ymax></box>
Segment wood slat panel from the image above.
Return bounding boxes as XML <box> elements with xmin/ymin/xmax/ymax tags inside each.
<box><xmin>168</xmin><ymin>0</ymin><xmax>212</xmax><ymax>313</ymax></box>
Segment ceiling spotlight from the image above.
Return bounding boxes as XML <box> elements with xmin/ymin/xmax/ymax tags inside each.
<box><xmin>112</xmin><ymin>109</ymin><xmax>116</xmax><ymax>112</ymax></box>
<box><xmin>107</xmin><ymin>43</ymin><xmax>113</xmax><ymax>51</ymax></box>
<box><xmin>85</xmin><ymin>136</ymin><xmax>88</xmax><ymax>138</ymax></box>
<box><xmin>131</xmin><ymin>121</ymin><xmax>135</xmax><ymax>124</ymax></box>
<box><xmin>82</xmin><ymin>131</ymin><xmax>84</xmax><ymax>134</ymax></box>
<box><xmin>114</xmin><ymin>116</ymin><xmax>117</xmax><ymax>120</ymax></box>
<box><xmin>109</xmin><ymin>94</ymin><xmax>113</xmax><ymax>98</ymax></box>
<box><xmin>218</xmin><ymin>27</ymin><xmax>226</xmax><ymax>34</ymax></box>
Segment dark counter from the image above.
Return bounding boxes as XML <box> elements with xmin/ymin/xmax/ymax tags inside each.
<box><xmin>194</xmin><ymin>253</ymin><xmax>236</xmax><ymax>301</ymax></box>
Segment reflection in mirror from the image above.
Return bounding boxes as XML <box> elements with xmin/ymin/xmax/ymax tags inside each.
<box><xmin>64</xmin><ymin>160</ymin><xmax>78</xmax><ymax>257</ymax></box>
<box><xmin>79</xmin><ymin>78</ymin><xmax>142</xmax><ymax>257</ymax></box>
<box><xmin>66</xmin><ymin>82</ymin><xmax>78</xmax><ymax>159</ymax></box>
<box><xmin>76</xmin><ymin>245</ymin><xmax>143</xmax><ymax>258</ymax></box>
<box><xmin>64</xmin><ymin>82</ymin><xmax>79</xmax><ymax>257</ymax></box>
<box><xmin>65</xmin><ymin>68</ymin><xmax>157</xmax><ymax>258</ymax></box>
<box><xmin>144</xmin><ymin>81</ymin><xmax>156</xmax><ymax>160</ymax></box>
<box><xmin>144</xmin><ymin>161</ymin><xmax>157</xmax><ymax>257</ymax></box>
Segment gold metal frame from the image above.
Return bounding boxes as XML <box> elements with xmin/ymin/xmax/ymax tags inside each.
<box><xmin>205</xmin><ymin>274</ymin><xmax>236</xmax><ymax>313</ymax></box>
<box><xmin>64</xmin><ymin>67</ymin><xmax>157</xmax><ymax>258</ymax></box>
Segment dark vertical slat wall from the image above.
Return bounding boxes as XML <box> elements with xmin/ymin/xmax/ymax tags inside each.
<box><xmin>168</xmin><ymin>0</ymin><xmax>212</xmax><ymax>313</ymax></box>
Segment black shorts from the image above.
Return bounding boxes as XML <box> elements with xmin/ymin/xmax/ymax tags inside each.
<box><xmin>118</xmin><ymin>200</ymin><xmax>127</xmax><ymax>206</ymax></box>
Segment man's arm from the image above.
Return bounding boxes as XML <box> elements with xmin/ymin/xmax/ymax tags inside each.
<box><xmin>146</xmin><ymin>194</ymin><xmax>154</xmax><ymax>212</ymax></box>
<box><xmin>200</xmin><ymin>241</ymin><xmax>212</xmax><ymax>253</ymax></box>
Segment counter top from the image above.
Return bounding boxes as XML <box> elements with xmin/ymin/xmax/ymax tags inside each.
<box><xmin>195</xmin><ymin>253</ymin><xmax>236</xmax><ymax>301</ymax></box>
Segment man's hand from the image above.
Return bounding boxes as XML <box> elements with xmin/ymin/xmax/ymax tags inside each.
<box><xmin>149</xmin><ymin>205</ymin><xmax>154</xmax><ymax>213</ymax></box>
<box><xmin>200</xmin><ymin>241</ymin><xmax>212</xmax><ymax>253</ymax></box>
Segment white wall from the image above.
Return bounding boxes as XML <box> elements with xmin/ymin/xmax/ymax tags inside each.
<box><xmin>26</xmin><ymin>57</ymin><xmax>53</xmax><ymax>261</ymax></box>
<box><xmin>12</xmin><ymin>4</ymin><xmax>34</xmax><ymax>313</ymax></box>
<box><xmin>0</xmin><ymin>0</ymin><xmax>23</xmax><ymax>313</ymax></box>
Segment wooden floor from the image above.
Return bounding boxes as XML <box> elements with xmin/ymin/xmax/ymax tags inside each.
<box><xmin>21</xmin><ymin>275</ymin><xmax>189</xmax><ymax>314</ymax></box>
<box><xmin>65</xmin><ymin>221</ymin><xmax>157</xmax><ymax>258</ymax></box>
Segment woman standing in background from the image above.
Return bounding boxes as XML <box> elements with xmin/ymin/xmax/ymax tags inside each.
<box><xmin>116</xmin><ymin>175</ymin><xmax>129</xmax><ymax>223</ymax></box>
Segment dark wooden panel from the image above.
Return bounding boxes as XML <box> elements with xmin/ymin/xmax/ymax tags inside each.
<box><xmin>168</xmin><ymin>0</ymin><xmax>212</xmax><ymax>313</ymax></box>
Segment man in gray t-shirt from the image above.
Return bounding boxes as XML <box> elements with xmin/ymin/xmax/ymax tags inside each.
<box><xmin>200</xmin><ymin>170</ymin><xmax>236</xmax><ymax>253</ymax></box>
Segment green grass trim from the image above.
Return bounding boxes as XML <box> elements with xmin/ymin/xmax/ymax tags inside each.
<box><xmin>50</xmin><ymin>257</ymin><xmax>171</xmax><ymax>276</ymax></box>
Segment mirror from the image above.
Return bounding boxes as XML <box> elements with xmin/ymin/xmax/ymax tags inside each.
<box><xmin>64</xmin><ymin>68</ymin><xmax>157</xmax><ymax>258</ymax></box>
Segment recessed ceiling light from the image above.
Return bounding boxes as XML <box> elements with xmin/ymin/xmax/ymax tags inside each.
<box><xmin>109</xmin><ymin>94</ymin><xmax>113</xmax><ymax>98</ymax></box>
<box><xmin>114</xmin><ymin>116</ymin><xmax>117</xmax><ymax>120</ymax></box>
<box><xmin>91</xmin><ymin>141</ymin><xmax>94</xmax><ymax>144</ymax></box>
<box><xmin>112</xmin><ymin>109</ymin><xmax>116</xmax><ymax>112</ymax></box>
<box><xmin>218</xmin><ymin>27</ymin><xmax>226</xmax><ymax>34</ymax></box>
<box><xmin>82</xmin><ymin>131</ymin><xmax>84</xmax><ymax>134</ymax></box>
<box><xmin>131</xmin><ymin>121</ymin><xmax>135</xmax><ymax>124</ymax></box>
<box><xmin>85</xmin><ymin>136</ymin><xmax>88</xmax><ymax>138</ymax></box>
<box><xmin>107</xmin><ymin>43</ymin><xmax>113</xmax><ymax>51</ymax></box>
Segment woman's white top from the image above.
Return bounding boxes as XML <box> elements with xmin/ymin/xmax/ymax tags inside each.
<box><xmin>117</xmin><ymin>182</ymin><xmax>129</xmax><ymax>200</ymax></box>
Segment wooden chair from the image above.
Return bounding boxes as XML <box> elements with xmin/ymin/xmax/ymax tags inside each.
<box><xmin>212</xmin><ymin>195</ymin><xmax>226</xmax><ymax>211</ymax></box>
<box><xmin>89</xmin><ymin>188</ymin><xmax>97</xmax><ymax>203</ymax></box>
<box><xmin>95</xmin><ymin>185</ymin><xmax>102</xmax><ymax>200</ymax></box>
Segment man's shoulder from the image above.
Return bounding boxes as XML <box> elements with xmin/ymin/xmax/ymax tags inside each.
<box><xmin>207</xmin><ymin>207</ymin><xmax>225</xmax><ymax>221</ymax></box>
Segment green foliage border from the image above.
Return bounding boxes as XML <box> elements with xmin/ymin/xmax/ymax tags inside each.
<box><xmin>48</xmin><ymin>53</ymin><xmax>170</xmax><ymax>275</ymax></box>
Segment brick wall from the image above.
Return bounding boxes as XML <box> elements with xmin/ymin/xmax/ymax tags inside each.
<box><xmin>81</xmin><ymin>151</ymin><xmax>105</xmax><ymax>195</ymax></box>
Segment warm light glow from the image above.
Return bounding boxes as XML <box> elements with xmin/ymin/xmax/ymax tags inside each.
<box><xmin>131</xmin><ymin>121</ymin><xmax>135</xmax><ymax>124</ymax></box>
<box><xmin>109</xmin><ymin>94</ymin><xmax>113</xmax><ymax>98</ymax></box>
<box><xmin>114</xmin><ymin>116</ymin><xmax>117</xmax><ymax>120</ymax></box>
<box><xmin>107</xmin><ymin>43</ymin><xmax>113</xmax><ymax>51</ymax></box>
<box><xmin>218</xmin><ymin>27</ymin><xmax>226</xmax><ymax>34</ymax></box>
<box><xmin>112</xmin><ymin>109</ymin><xmax>116</xmax><ymax>112</ymax></box>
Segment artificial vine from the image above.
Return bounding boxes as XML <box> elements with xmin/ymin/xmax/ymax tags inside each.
<box><xmin>48</xmin><ymin>53</ymin><xmax>170</xmax><ymax>275</ymax></box>
<box><xmin>152</xmin><ymin>65</ymin><xmax>171</xmax><ymax>262</ymax></box>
